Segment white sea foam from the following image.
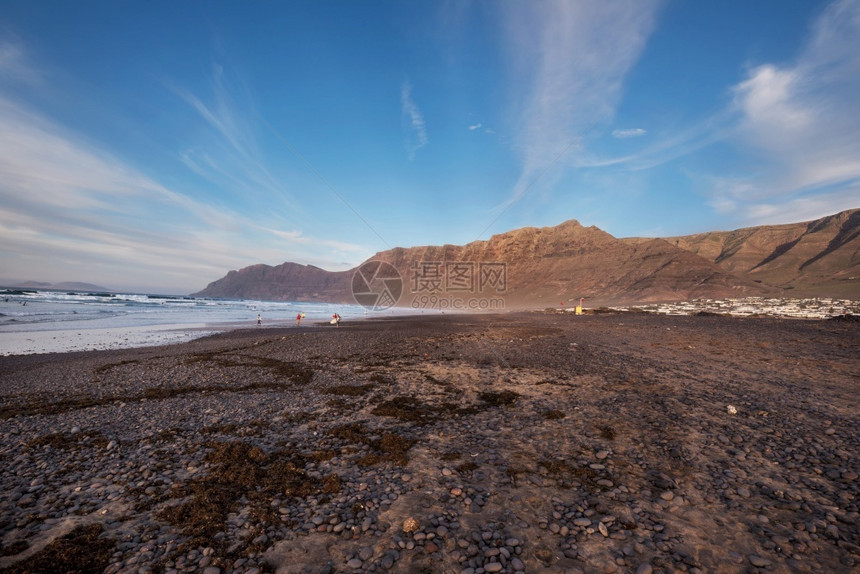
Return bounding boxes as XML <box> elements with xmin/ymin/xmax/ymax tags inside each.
<box><xmin>0</xmin><ymin>290</ymin><xmax>400</xmax><ymax>355</ymax></box>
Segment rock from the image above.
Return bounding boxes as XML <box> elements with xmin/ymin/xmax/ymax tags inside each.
<box><xmin>484</xmin><ymin>561</ymin><xmax>503</xmax><ymax>573</ymax></box>
<box><xmin>403</xmin><ymin>517</ymin><xmax>420</xmax><ymax>533</ymax></box>
<box><xmin>748</xmin><ymin>554</ymin><xmax>772</xmax><ymax>568</ymax></box>
<box><xmin>635</xmin><ymin>563</ymin><xmax>653</xmax><ymax>574</ymax></box>
<box><xmin>598</xmin><ymin>521</ymin><xmax>609</xmax><ymax>537</ymax></box>
<box><xmin>347</xmin><ymin>558</ymin><xmax>363</xmax><ymax>569</ymax></box>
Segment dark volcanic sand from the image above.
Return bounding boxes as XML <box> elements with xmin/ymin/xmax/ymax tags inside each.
<box><xmin>0</xmin><ymin>312</ymin><xmax>857</xmax><ymax>574</ymax></box>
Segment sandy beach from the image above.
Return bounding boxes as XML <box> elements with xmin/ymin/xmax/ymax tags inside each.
<box><xmin>0</xmin><ymin>312</ymin><xmax>857</xmax><ymax>574</ymax></box>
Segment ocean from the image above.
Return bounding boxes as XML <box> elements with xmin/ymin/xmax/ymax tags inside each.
<box><xmin>0</xmin><ymin>289</ymin><xmax>388</xmax><ymax>355</ymax></box>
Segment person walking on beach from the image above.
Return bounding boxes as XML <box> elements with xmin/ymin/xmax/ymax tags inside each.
<box><xmin>296</xmin><ymin>313</ymin><xmax>302</xmax><ymax>326</ymax></box>
<box><xmin>332</xmin><ymin>313</ymin><xmax>341</xmax><ymax>327</ymax></box>
<box><xmin>257</xmin><ymin>314</ymin><xmax>262</xmax><ymax>325</ymax></box>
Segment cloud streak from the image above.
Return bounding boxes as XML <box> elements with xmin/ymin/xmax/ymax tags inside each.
<box><xmin>494</xmin><ymin>0</ymin><xmax>662</xmax><ymax>213</ymax></box>
<box><xmin>172</xmin><ymin>65</ymin><xmax>299</xmax><ymax>213</ymax></box>
<box><xmin>401</xmin><ymin>81</ymin><xmax>428</xmax><ymax>160</ymax></box>
<box><xmin>612</xmin><ymin>128</ymin><xmax>646</xmax><ymax>139</ymax></box>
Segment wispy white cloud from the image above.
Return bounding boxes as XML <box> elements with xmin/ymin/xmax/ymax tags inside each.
<box><xmin>468</xmin><ymin>123</ymin><xmax>482</xmax><ymax>131</ymax></box>
<box><xmin>266</xmin><ymin>228</ymin><xmax>364</xmax><ymax>253</ymax></box>
<box><xmin>714</xmin><ymin>0</ymin><xmax>860</xmax><ymax>223</ymax></box>
<box><xmin>0</xmin><ymin>37</ymin><xmax>41</xmax><ymax>85</ymax></box>
<box><xmin>495</xmin><ymin>0</ymin><xmax>662</xmax><ymax>211</ymax></box>
<box><xmin>0</xmin><ymin>54</ymin><xmax>365</xmax><ymax>292</ymax></box>
<box><xmin>0</xmin><ymin>94</ymin><xmax>274</xmax><ymax>289</ymax></box>
<box><xmin>401</xmin><ymin>81</ymin><xmax>428</xmax><ymax>160</ymax></box>
<box><xmin>612</xmin><ymin>128</ymin><xmax>646</xmax><ymax>139</ymax></box>
<box><xmin>172</xmin><ymin>65</ymin><xmax>298</xmax><ymax>210</ymax></box>
<box><xmin>729</xmin><ymin>185</ymin><xmax>860</xmax><ymax>227</ymax></box>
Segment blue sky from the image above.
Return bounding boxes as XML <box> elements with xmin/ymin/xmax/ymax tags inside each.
<box><xmin>1</xmin><ymin>0</ymin><xmax>858</xmax><ymax>294</ymax></box>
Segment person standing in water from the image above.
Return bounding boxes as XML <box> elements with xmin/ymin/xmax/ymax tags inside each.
<box><xmin>257</xmin><ymin>313</ymin><xmax>262</xmax><ymax>325</ymax></box>
<box><xmin>296</xmin><ymin>313</ymin><xmax>302</xmax><ymax>326</ymax></box>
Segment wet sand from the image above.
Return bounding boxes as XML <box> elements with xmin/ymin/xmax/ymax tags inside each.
<box><xmin>0</xmin><ymin>312</ymin><xmax>857</xmax><ymax>574</ymax></box>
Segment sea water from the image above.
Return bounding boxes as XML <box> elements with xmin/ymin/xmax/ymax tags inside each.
<box><xmin>0</xmin><ymin>289</ymin><xmax>388</xmax><ymax>355</ymax></box>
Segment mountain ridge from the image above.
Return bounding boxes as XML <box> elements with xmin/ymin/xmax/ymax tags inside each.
<box><xmin>189</xmin><ymin>210</ymin><xmax>858</xmax><ymax>306</ymax></box>
<box><xmin>194</xmin><ymin>209</ymin><xmax>860</xmax><ymax>306</ymax></box>
<box><xmin>645</xmin><ymin>208</ymin><xmax>860</xmax><ymax>298</ymax></box>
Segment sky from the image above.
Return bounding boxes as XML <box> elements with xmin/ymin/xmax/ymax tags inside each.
<box><xmin>1</xmin><ymin>0</ymin><xmax>859</xmax><ymax>294</ymax></box>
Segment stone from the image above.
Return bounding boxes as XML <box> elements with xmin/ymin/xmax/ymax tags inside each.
<box><xmin>748</xmin><ymin>554</ymin><xmax>772</xmax><ymax>568</ymax></box>
<box><xmin>403</xmin><ymin>517</ymin><xmax>420</xmax><ymax>533</ymax></box>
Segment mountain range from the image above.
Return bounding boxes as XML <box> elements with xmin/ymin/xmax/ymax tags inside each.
<box><xmin>192</xmin><ymin>208</ymin><xmax>859</xmax><ymax>307</ymax></box>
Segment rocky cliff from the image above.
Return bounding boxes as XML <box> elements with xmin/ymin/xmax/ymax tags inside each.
<box><xmin>194</xmin><ymin>220</ymin><xmax>781</xmax><ymax>307</ymax></box>
<box><xmin>654</xmin><ymin>208</ymin><xmax>860</xmax><ymax>298</ymax></box>
<box><xmin>368</xmin><ymin>220</ymin><xmax>771</xmax><ymax>307</ymax></box>
<box><xmin>193</xmin><ymin>209</ymin><xmax>858</xmax><ymax>306</ymax></box>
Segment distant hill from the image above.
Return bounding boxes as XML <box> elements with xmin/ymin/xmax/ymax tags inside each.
<box><xmin>193</xmin><ymin>209</ymin><xmax>858</xmax><ymax>307</ymax></box>
<box><xmin>2</xmin><ymin>281</ymin><xmax>111</xmax><ymax>292</ymax></box>
<box><xmin>193</xmin><ymin>263</ymin><xmax>353</xmax><ymax>303</ymax></box>
<box><xmin>649</xmin><ymin>208</ymin><xmax>860</xmax><ymax>298</ymax></box>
